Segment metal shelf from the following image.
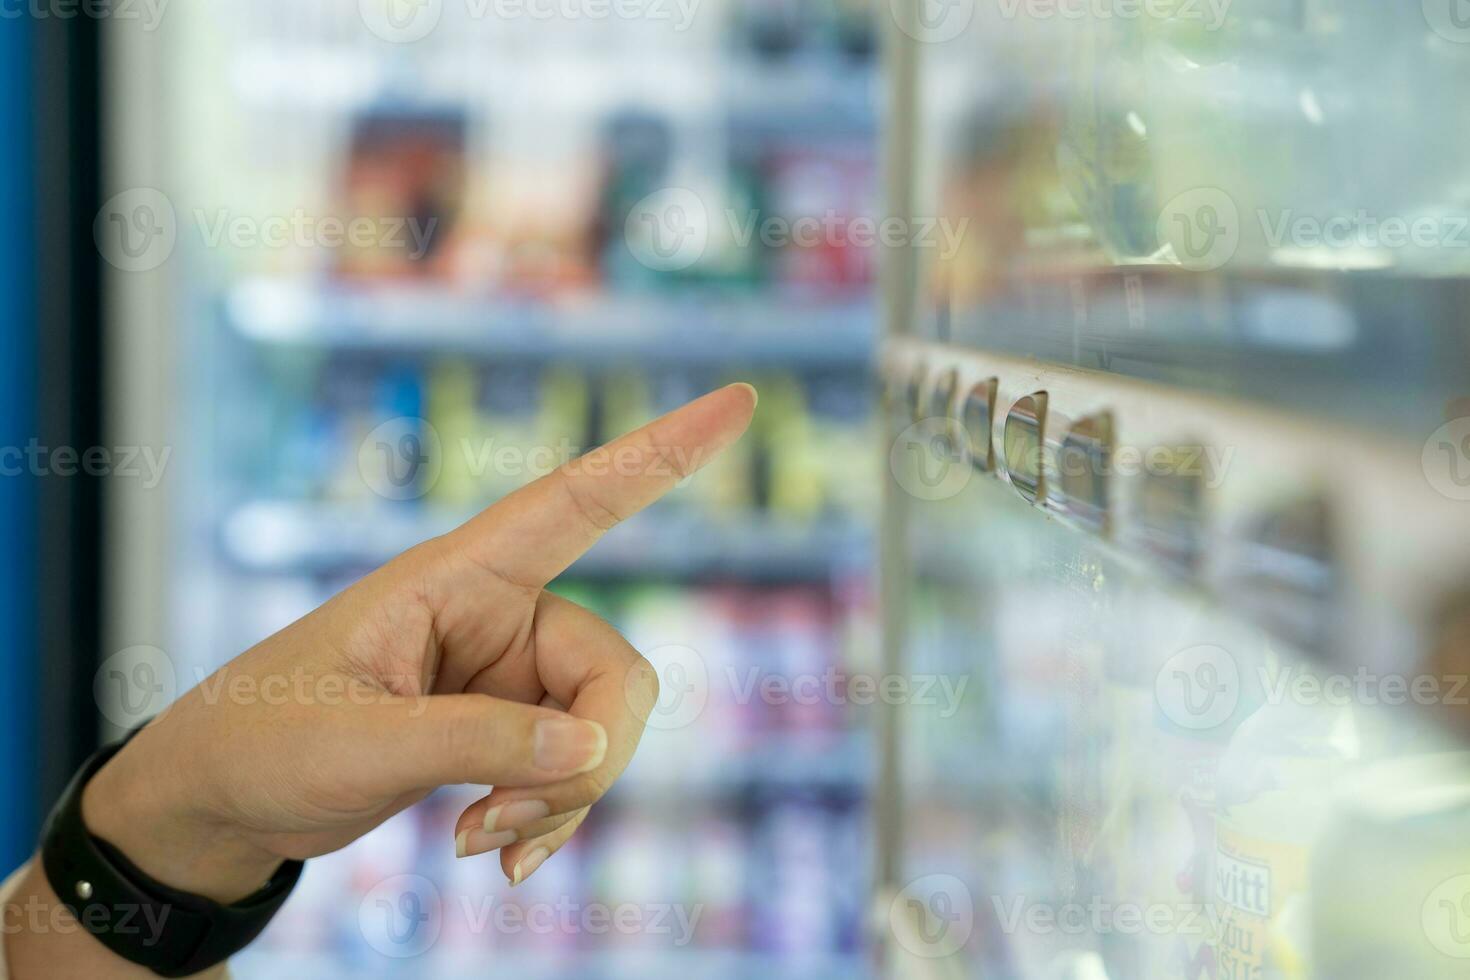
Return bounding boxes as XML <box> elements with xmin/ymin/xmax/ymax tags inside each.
<box><xmin>885</xmin><ymin>337</ymin><xmax>1470</xmax><ymax>674</ymax></box>
<box><xmin>931</xmin><ymin>264</ymin><xmax>1470</xmax><ymax>440</ymax></box>
<box><xmin>224</xmin><ymin>279</ymin><xmax>876</xmax><ymax>367</ymax></box>
<box><xmin>219</xmin><ymin>500</ymin><xmax>870</xmax><ymax>581</ymax></box>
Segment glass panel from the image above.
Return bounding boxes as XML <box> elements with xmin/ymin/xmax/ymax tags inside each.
<box><xmin>887</xmin><ymin>453</ymin><xmax>1470</xmax><ymax>979</ymax></box>
<box><xmin>893</xmin><ymin>8</ymin><xmax>1470</xmax><ymax>977</ymax></box>
<box><xmin>912</xmin><ymin>4</ymin><xmax>1470</xmax><ymax>437</ymax></box>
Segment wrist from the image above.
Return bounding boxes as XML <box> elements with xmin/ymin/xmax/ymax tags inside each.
<box><xmin>80</xmin><ymin>726</ymin><xmax>282</xmax><ymax>905</ymax></box>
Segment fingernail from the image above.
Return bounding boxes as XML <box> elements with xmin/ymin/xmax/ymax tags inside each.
<box><xmin>484</xmin><ymin>800</ymin><xmax>551</xmax><ymax>833</ymax></box>
<box><xmin>510</xmin><ymin>847</ymin><xmax>550</xmax><ymax>887</ymax></box>
<box><xmin>533</xmin><ymin>718</ymin><xmax>606</xmax><ymax>773</ymax></box>
<box><xmin>729</xmin><ymin>382</ymin><xmax>758</xmax><ymax>407</ymax></box>
<box><xmin>456</xmin><ymin>826</ymin><xmax>517</xmax><ymax>859</ymax></box>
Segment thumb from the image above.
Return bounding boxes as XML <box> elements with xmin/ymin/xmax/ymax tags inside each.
<box><xmin>335</xmin><ymin>694</ymin><xmax>609</xmax><ymax>795</ymax></box>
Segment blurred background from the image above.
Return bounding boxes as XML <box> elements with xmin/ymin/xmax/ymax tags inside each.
<box><xmin>7</xmin><ymin>3</ymin><xmax>1470</xmax><ymax>980</ymax></box>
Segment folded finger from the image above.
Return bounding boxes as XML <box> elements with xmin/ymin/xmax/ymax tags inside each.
<box><xmin>458</xmin><ymin>594</ymin><xmax>658</xmax><ymax>830</ymax></box>
<box><xmin>504</xmin><ymin>807</ymin><xmax>591</xmax><ymax>886</ymax></box>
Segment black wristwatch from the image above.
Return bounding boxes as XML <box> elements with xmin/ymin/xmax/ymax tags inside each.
<box><xmin>39</xmin><ymin>724</ymin><xmax>304</xmax><ymax>978</ymax></box>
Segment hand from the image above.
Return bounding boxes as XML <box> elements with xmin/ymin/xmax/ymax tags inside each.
<box><xmin>80</xmin><ymin>384</ymin><xmax>758</xmax><ymax>902</ymax></box>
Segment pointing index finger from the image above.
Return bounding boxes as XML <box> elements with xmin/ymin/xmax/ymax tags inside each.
<box><xmin>448</xmin><ymin>382</ymin><xmax>757</xmax><ymax>588</ymax></box>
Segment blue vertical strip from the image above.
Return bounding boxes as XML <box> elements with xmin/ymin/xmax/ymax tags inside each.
<box><xmin>0</xmin><ymin>15</ymin><xmax>38</xmax><ymax>870</ymax></box>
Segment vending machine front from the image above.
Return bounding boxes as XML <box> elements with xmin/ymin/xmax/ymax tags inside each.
<box><xmin>877</xmin><ymin>4</ymin><xmax>1470</xmax><ymax>979</ymax></box>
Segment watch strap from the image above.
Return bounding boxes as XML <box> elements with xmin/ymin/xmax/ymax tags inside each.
<box><xmin>40</xmin><ymin>725</ymin><xmax>304</xmax><ymax>978</ymax></box>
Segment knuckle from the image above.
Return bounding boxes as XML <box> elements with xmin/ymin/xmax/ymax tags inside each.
<box><xmin>659</xmin><ymin>443</ymin><xmax>694</xmax><ymax>482</ymax></box>
<box><xmin>625</xmin><ymin>656</ymin><xmax>660</xmax><ymax>722</ymax></box>
<box><xmin>442</xmin><ymin>698</ymin><xmax>509</xmax><ymax>777</ymax></box>
<box><xmin>516</xmin><ymin>812</ymin><xmax>577</xmax><ymax>842</ymax></box>
<box><xmin>560</xmin><ymin>474</ymin><xmax>623</xmax><ymax>533</ymax></box>
<box><xmin>440</xmin><ymin>710</ymin><xmax>485</xmax><ymax>775</ymax></box>
<box><xmin>633</xmin><ymin>431</ymin><xmax>687</xmax><ymax>481</ymax></box>
<box><xmin>561</xmin><ymin>768</ymin><xmax>614</xmax><ymax>806</ymax></box>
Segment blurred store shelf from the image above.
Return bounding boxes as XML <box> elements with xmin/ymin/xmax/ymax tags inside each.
<box><xmin>224</xmin><ymin>279</ymin><xmax>876</xmax><ymax>366</ymax></box>
<box><xmin>231</xmin><ymin>42</ymin><xmax>875</xmax><ymax>133</ymax></box>
<box><xmin>619</xmin><ymin>731</ymin><xmax>872</xmax><ymax>795</ymax></box>
<box><xmin>720</xmin><ymin>59</ymin><xmax>876</xmax><ymax>140</ymax></box>
<box><xmin>220</xmin><ymin>500</ymin><xmax>870</xmax><ymax>580</ymax></box>
<box><xmin>233</xmin><ymin>949</ymin><xmax>869</xmax><ymax>980</ymax></box>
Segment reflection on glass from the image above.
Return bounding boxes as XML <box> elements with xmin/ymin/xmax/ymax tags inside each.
<box><xmin>929</xmin><ymin>367</ymin><xmax>958</xmax><ymax>422</ymax></box>
<box><xmin>1131</xmin><ymin>442</ymin><xmax>1208</xmax><ymax>576</ymax></box>
<box><xmin>916</xmin><ymin>4</ymin><xmax>1470</xmax><ymax>435</ymax></box>
<box><xmin>884</xmin><ymin>371</ymin><xmax>909</xmax><ymax>429</ymax></box>
<box><xmin>961</xmin><ymin>378</ymin><xmax>997</xmax><ymax>473</ymax></box>
<box><xmin>1310</xmin><ymin>753</ymin><xmax>1470</xmax><ymax>980</ymax></box>
<box><xmin>907</xmin><ymin>363</ymin><xmax>927</xmax><ymax>423</ymax></box>
<box><xmin>928</xmin><ymin>7</ymin><xmax>1470</xmax><ymax>280</ymax></box>
<box><xmin>1058</xmin><ymin>412</ymin><xmax>1112</xmax><ymax>533</ymax></box>
<box><xmin>900</xmin><ymin>7</ymin><xmax>1470</xmax><ymax>979</ymax></box>
<box><xmin>1225</xmin><ymin>495</ymin><xmax>1336</xmax><ymax>655</ymax></box>
<box><xmin>927</xmin><ymin>367</ymin><xmax>966</xmax><ymax>466</ymax></box>
<box><xmin>1003</xmin><ymin>392</ymin><xmax>1047</xmax><ymax>503</ymax></box>
<box><xmin>898</xmin><ymin>475</ymin><xmax>1470</xmax><ymax>980</ymax></box>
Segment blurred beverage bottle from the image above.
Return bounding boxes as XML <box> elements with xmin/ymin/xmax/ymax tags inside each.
<box><xmin>759</xmin><ymin>374</ymin><xmax>825</xmax><ymax>521</ymax></box>
<box><xmin>806</xmin><ymin>372</ymin><xmax>877</xmax><ymax>520</ymax></box>
<box><xmin>427</xmin><ymin>361</ymin><xmax>485</xmax><ymax>508</ymax></box>
<box><xmin>535</xmin><ymin>367</ymin><xmax>592</xmax><ymax>476</ymax></box>
<box><xmin>469</xmin><ymin>366</ymin><xmax>591</xmax><ymax>503</ymax></box>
